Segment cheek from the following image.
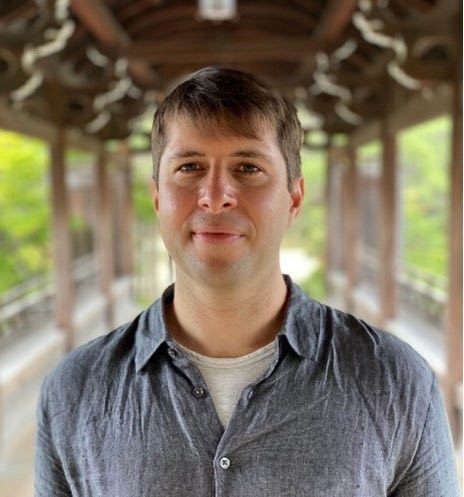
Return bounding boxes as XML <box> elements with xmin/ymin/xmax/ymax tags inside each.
<box><xmin>158</xmin><ymin>189</ymin><xmax>178</xmax><ymax>213</ymax></box>
<box><xmin>159</xmin><ymin>182</ymin><xmax>188</xmax><ymax>209</ymax></box>
<box><xmin>156</xmin><ymin>186</ymin><xmax>195</xmax><ymax>231</ymax></box>
<box><xmin>247</xmin><ymin>189</ymin><xmax>292</xmax><ymax>234</ymax></box>
<box><xmin>253</xmin><ymin>188</ymin><xmax>290</xmax><ymax>216</ymax></box>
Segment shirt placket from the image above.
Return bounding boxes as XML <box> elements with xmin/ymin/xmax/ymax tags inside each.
<box><xmin>166</xmin><ymin>338</ymin><xmax>289</xmax><ymax>497</ymax></box>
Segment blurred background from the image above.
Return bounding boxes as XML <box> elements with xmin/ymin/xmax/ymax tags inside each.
<box><xmin>0</xmin><ymin>0</ymin><xmax>462</xmax><ymax>495</ymax></box>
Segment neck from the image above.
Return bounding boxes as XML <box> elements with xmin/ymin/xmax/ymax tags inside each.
<box><xmin>166</xmin><ymin>268</ymin><xmax>288</xmax><ymax>358</ymax></box>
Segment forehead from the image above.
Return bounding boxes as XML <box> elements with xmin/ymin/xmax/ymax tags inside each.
<box><xmin>163</xmin><ymin>114</ymin><xmax>278</xmax><ymax>150</ymax></box>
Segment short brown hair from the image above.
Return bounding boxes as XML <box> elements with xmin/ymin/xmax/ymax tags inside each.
<box><xmin>151</xmin><ymin>66</ymin><xmax>303</xmax><ymax>191</ymax></box>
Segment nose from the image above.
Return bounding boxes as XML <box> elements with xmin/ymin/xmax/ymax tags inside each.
<box><xmin>198</xmin><ymin>170</ymin><xmax>238</xmax><ymax>213</ymax></box>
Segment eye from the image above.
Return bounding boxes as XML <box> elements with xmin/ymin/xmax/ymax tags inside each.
<box><xmin>177</xmin><ymin>163</ymin><xmax>202</xmax><ymax>173</ymax></box>
<box><xmin>237</xmin><ymin>163</ymin><xmax>261</xmax><ymax>174</ymax></box>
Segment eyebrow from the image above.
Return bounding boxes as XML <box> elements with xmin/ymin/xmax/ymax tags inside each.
<box><xmin>167</xmin><ymin>149</ymin><xmax>272</xmax><ymax>163</ymax></box>
<box><xmin>230</xmin><ymin>150</ymin><xmax>272</xmax><ymax>161</ymax></box>
<box><xmin>167</xmin><ymin>150</ymin><xmax>206</xmax><ymax>162</ymax></box>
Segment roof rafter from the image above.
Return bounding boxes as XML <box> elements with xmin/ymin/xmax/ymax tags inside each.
<box><xmin>313</xmin><ymin>0</ymin><xmax>358</xmax><ymax>45</ymax></box>
<box><xmin>128</xmin><ymin>37</ymin><xmax>321</xmax><ymax>64</ymax></box>
<box><xmin>70</xmin><ymin>0</ymin><xmax>159</xmax><ymax>87</ymax></box>
<box><xmin>291</xmin><ymin>0</ymin><xmax>358</xmax><ymax>87</ymax></box>
<box><xmin>126</xmin><ymin>4</ymin><xmax>317</xmax><ymax>38</ymax></box>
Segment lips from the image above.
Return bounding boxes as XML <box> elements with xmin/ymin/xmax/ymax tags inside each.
<box><xmin>193</xmin><ymin>229</ymin><xmax>242</xmax><ymax>236</ymax></box>
<box><xmin>192</xmin><ymin>228</ymin><xmax>244</xmax><ymax>243</ymax></box>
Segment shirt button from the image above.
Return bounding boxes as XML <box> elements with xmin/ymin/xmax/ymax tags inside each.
<box><xmin>167</xmin><ymin>348</ymin><xmax>178</xmax><ymax>359</ymax></box>
<box><xmin>192</xmin><ymin>386</ymin><xmax>206</xmax><ymax>398</ymax></box>
<box><xmin>219</xmin><ymin>457</ymin><xmax>231</xmax><ymax>470</ymax></box>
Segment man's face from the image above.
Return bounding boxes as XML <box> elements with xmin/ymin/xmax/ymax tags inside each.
<box><xmin>153</xmin><ymin>116</ymin><xmax>304</xmax><ymax>287</ymax></box>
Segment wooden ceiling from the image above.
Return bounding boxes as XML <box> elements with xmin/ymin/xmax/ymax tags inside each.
<box><xmin>0</xmin><ymin>0</ymin><xmax>459</xmax><ymax>142</ymax></box>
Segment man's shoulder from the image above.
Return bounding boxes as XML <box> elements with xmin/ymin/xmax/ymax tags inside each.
<box><xmin>304</xmin><ymin>297</ymin><xmax>435</xmax><ymax>389</ymax></box>
<box><xmin>41</xmin><ymin>312</ymin><xmax>143</xmax><ymax>402</ymax></box>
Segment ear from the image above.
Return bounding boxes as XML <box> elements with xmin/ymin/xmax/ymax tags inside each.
<box><xmin>288</xmin><ymin>176</ymin><xmax>304</xmax><ymax>227</ymax></box>
<box><xmin>151</xmin><ymin>178</ymin><xmax>159</xmax><ymax>213</ymax></box>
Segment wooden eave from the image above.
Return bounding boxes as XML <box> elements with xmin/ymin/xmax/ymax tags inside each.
<box><xmin>0</xmin><ymin>0</ymin><xmax>459</xmax><ymax>141</ymax></box>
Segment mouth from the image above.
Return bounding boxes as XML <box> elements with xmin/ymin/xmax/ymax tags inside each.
<box><xmin>192</xmin><ymin>230</ymin><xmax>244</xmax><ymax>243</ymax></box>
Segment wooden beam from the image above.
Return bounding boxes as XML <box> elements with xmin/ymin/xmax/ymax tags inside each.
<box><xmin>118</xmin><ymin>141</ymin><xmax>134</xmax><ymax>276</ymax></box>
<box><xmin>445</xmin><ymin>9</ymin><xmax>462</xmax><ymax>442</ymax></box>
<box><xmin>240</xmin><ymin>2</ymin><xmax>318</xmax><ymax>27</ymax></box>
<box><xmin>127</xmin><ymin>20</ymin><xmax>309</xmax><ymax>43</ymax></box>
<box><xmin>378</xmin><ymin>113</ymin><xmax>398</xmax><ymax>325</ymax></box>
<box><xmin>325</xmin><ymin>142</ymin><xmax>335</xmax><ymax>282</ymax></box>
<box><xmin>94</xmin><ymin>146</ymin><xmax>115</xmax><ymax>328</ymax></box>
<box><xmin>343</xmin><ymin>142</ymin><xmax>359</xmax><ymax>312</ymax></box>
<box><xmin>0</xmin><ymin>98</ymin><xmax>101</xmax><ymax>151</ymax></box>
<box><xmin>313</xmin><ymin>0</ymin><xmax>358</xmax><ymax>45</ymax></box>
<box><xmin>128</xmin><ymin>38</ymin><xmax>319</xmax><ymax>64</ymax></box>
<box><xmin>0</xmin><ymin>0</ymin><xmax>37</xmax><ymax>24</ymax></box>
<box><xmin>292</xmin><ymin>0</ymin><xmax>357</xmax><ymax>85</ymax></box>
<box><xmin>70</xmin><ymin>0</ymin><xmax>159</xmax><ymax>87</ymax></box>
<box><xmin>49</xmin><ymin>127</ymin><xmax>74</xmax><ymax>351</ymax></box>
<box><xmin>350</xmin><ymin>85</ymin><xmax>452</xmax><ymax>147</ymax></box>
<box><xmin>388</xmin><ymin>83</ymin><xmax>453</xmax><ymax>132</ymax></box>
<box><xmin>401</xmin><ymin>59</ymin><xmax>453</xmax><ymax>82</ymax></box>
<box><xmin>350</xmin><ymin>119</ymin><xmax>381</xmax><ymax>147</ymax></box>
<box><xmin>70</xmin><ymin>0</ymin><xmax>131</xmax><ymax>48</ymax></box>
<box><xmin>126</xmin><ymin>4</ymin><xmax>317</xmax><ymax>37</ymax></box>
<box><xmin>289</xmin><ymin>0</ymin><xmax>322</xmax><ymax>17</ymax></box>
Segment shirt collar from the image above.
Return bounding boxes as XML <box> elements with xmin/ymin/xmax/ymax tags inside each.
<box><xmin>134</xmin><ymin>284</ymin><xmax>174</xmax><ymax>372</ymax></box>
<box><xmin>134</xmin><ymin>274</ymin><xmax>322</xmax><ymax>372</ymax></box>
<box><xmin>277</xmin><ymin>274</ymin><xmax>322</xmax><ymax>361</ymax></box>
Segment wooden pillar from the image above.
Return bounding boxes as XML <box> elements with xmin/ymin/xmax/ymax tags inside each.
<box><xmin>344</xmin><ymin>142</ymin><xmax>359</xmax><ymax>312</ymax></box>
<box><xmin>378</xmin><ymin>115</ymin><xmax>398</xmax><ymax>326</ymax></box>
<box><xmin>118</xmin><ymin>140</ymin><xmax>134</xmax><ymax>276</ymax></box>
<box><xmin>325</xmin><ymin>141</ymin><xmax>334</xmax><ymax>287</ymax></box>
<box><xmin>95</xmin><ymin>145</ymin><xmax>115</xmax><ymax>328</ymax></box>
<box><xmin>445</xmin><ymin>17</ymin><xmax>463</xmax><ymax>441</ymax></box>
<box><xmin>50</xmin><ymin>127</ymin><xmax>74</xmax><ymax>351</ymax></box>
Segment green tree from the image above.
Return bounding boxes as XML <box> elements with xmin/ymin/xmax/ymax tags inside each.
<box><xmin>399</xmin><ymin>116</ymin><xmax>450</xmax><ymax>277</ymax></box>
<box><xmin>0</xmin><ymin>131</ymin><xmax>51</xmax><ymax>293</ymax></box>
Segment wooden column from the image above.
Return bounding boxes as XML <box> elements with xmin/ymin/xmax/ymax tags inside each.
<box><xmin>50</xmin><ymin>127</ymin><xmax>74</xmax><ymax>351</ymax></box>
<box><xmin>344</xmin><ymin>142</ymin><xmax>359</xmax><ymax>312</ymax></box>
<box><xmin>445</xmin><ymin>18</ymin><xmax>463</xmax><ymax>441</ymax></box>
<box><xmin>118</xmin><ymin>140</ymin><xmax>134</xmax><ymax>276</ymax></box>
<box><xmin>378</xmin><ymin>116</ymin><xmax>398</xmax><ymax>326</ymax></box>
<box><xmin>325</xmin><ymin>141</ymin><xmax>334</xmax><ymax>288</ymax></box>
<box><xmin>95</xmin><ymin>145</ymin><xmax>115</xmax><ymax>328</ymax></box>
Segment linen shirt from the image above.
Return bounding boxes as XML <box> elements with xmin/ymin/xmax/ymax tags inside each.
<box><xmin>35</xmin><ymin>276</ymin><xmax>460</xmax><ymax>497</ymax></box>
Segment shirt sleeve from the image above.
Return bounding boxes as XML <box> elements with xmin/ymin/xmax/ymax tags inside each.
<box><xmin>34</xmin><ymin>376</ymin><xmax>72</xmax><ymax>497</ymax></box>
<box><xmin>390</xmin><ymin>375</ymin><xmax>461</xmax><ymax>497</ymax></box>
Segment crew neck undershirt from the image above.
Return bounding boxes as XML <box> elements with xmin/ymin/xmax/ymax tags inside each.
<box><xmin>172</xmin><ymin>339</ymin><xmax>277</xmax><ymax>428</ymax></box>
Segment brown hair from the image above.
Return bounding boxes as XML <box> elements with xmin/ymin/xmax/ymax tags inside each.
<box><xmin>151</xmin><ymin>66</ymin><xmax>303</xmax><ymax>191</ymax></box>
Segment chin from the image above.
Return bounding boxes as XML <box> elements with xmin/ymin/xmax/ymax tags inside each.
<box><xmin>190</xmin><ymin>248</ymin><xmax>245</xmax><ymax>269</ymax></box>
<box><xmin>189</xmin><ymin>257</ymin><xmax>252</xmax><ymax>284</ymax></box>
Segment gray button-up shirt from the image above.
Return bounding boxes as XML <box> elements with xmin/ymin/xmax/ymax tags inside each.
<box><xmin>35</xmin><ymin>276</ymin><xmax>460</xmax><ymax>496</ymax></box>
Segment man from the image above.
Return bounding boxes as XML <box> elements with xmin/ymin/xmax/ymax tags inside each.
<box><xmin>35</xmin><ymin>67</ymin><xmax>459</xmax><ymax>496</ymax></box>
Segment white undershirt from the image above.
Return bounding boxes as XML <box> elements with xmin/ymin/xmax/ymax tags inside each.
<box><xmin>173</xmin><ymin>339</ymin><xmax>277</xmax><ymax>429</ymax></box>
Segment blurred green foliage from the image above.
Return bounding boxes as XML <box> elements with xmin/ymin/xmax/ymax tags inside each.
<box><xmin>132</xmin><ymin>156</ymin><xmax>156</xmax><ymax>223</ymax></box>
<box><xmin>399</xmin><ymin>116</ymin><xmax>450</xmax><ymax>276</ymax></box>
<box><xmin>284</xmin><ymin>149</ymin><xmax>327</xmax><ymax>300</ymax></box>
<box><xmin>285</xmin><ymin>148</ymin><xmax>326</xmax><ymax>253</ymax></box>
<box><xmin>0</xmin><ymin>131</ymin><xmax>50</xmax><ymax>293</ymax></box>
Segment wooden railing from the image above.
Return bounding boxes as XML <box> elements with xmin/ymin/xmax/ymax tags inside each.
<box><xmin>0</xmin><ymin>254</ymin><xmax>98</xmax><ymax>344</ymax></box>
<box><xmin>359</xmin><ymin>247</ymin><xmax>447</xmax><ymax>327</ymax></box>
<box><xmin>396</xmin><ymin>265</ymin><xmax>447</xmax><ymax>326</ymax></box>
